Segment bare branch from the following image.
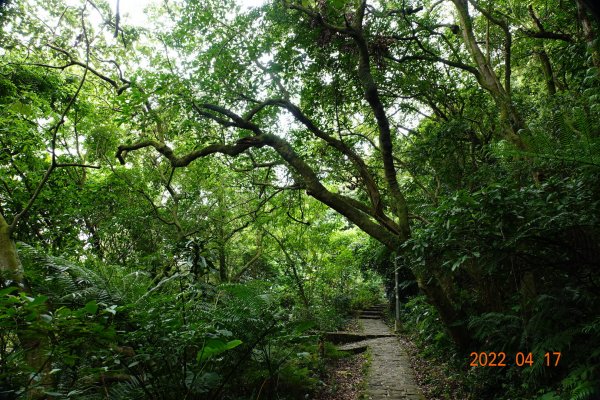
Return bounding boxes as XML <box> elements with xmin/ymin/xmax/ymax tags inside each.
<box><xmin>385</xmin><ymin>53</ymin><xmax>480</xmax><ymax>76</ymax></box>
<box><xmin>231</xmin><ymin>160</ymin><xmax>283</xmax><ymax>173</ymax></box>
<box><xmin>367</xmin><ymin>5</ymin><xmax>424</xmax><ymax>17</ymax></box>
<box><xmin>55</xmin><ymin>163</ymin><xmax>101</xmax><ymax>169</ymax></box>
<box><xmin>520</xmin><ymin>6</ymin><xmax>573</xmax><ymax>45</ymax></box>
<box><xmin>136</xmin><ymin>189</ymin><xmax>178</xmax><ymax>228</ymax></box>
<box><xmin>232</xmin><ymin>242</ymin><xmax>263</xmax><ymax>282</ymax></box>
<box><xmin>254</xmin><ymin>60</ymin><xmax>290</xmax><ymax>100</ymax></box>
<box><xmin>192</xmin><ymin>102</ymin><xmax>260</xmax><ymax>131</ymax></box>
<box><xmin>244</xmin><ymin>98</ymin><xmax>386</xmax><ymax>215</ymax></box>
<box><xmin>286</xmin><ymin>210</ymin><xmax>310</xmax><ymax>226</ymax></box>
<box><xmin>116</xmin><ymin>136</ymin><xmax>268</xmax><ymax>167</ymax></box>
<box><xmin>46</xmin><ymin>44</ymin><xmax>130</xmax><ymax>93</ymax></box>
<box><xmin>523</xmin><ymin>29</ymin><xmax>576</xmax><ymax>41</ymax></box>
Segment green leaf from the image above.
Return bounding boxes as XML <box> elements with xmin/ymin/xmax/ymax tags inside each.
<box><xmin>84</xmin><ymin>300</ymin><xmax>98</xmax><ymax>314</ymax></box>
<box><xmin>28</xmin><ymin>295</ymin><xmax>48</xmax><ymax>305</ymax></box>
<box><xmin>0</xmin><ymin>287</ymin><xmax>19</xmax><ymax>296</ymax></box>
<box><xmin>331</xmin><ymin>0</ymin><xmax>346</xmax><ymax>9</ymax></box>
<box><xmin>197</xmin><ymin>338</ymin><xmax>243</xmax><ymax>363</ymax></box>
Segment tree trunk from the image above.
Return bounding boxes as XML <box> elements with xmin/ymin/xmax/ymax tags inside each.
<box><xmin>0</xmin><ymin>211</ymin><xmax>24</xmax><ymax>285</ymax></box>
<box><xmin>537</xmin><ymin>48</ymin><xmax>557</xmax><ymax>95</ymax></box>
<box><xmin>218</xmin><ymin>243</ymin><xmax>228</xmax><ymax>282</ymax></box>
<box><xmin>353</xmin><ymin>33</ymin><xmax>411</xmax><ymax>240</ymax></box>
<box><xmin>288</xmin><ymin>260</ymin><xmax>310</xmax><ymax>311</ymax></box>
<box><xmin>451</xmin><ymin>0</ymin><xmax>526</xmax><ymax>149</ymax></box>
<box><xmin>577</xmin><ymin>0</ymin><xmax>600</xmax><ymax>68</ymax></box>
<box><xmin>415</xmin><ymin>274</ymin><xmax>470</xmax><ymax>350</ymax></box>
<box><xmin>1</xmin><ymin>213</ymin><xmax>52</xmax><ymax>398</ymax></box>
<box><xmin>217</xmin><ymin>186</ymin><xmax>228</xmax><ymax>282</ymax></box>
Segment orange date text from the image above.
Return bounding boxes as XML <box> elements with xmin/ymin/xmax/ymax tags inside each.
<box><xmin>469</xmin><ymin>352</ymin><xmax>561</xmax><ymax>367</ymax></box>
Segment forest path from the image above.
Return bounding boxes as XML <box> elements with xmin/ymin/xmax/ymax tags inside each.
<box><xmin>339</xmin><ymin>306</ymin><xmax>425</xmax><ymax>400</ymax></box>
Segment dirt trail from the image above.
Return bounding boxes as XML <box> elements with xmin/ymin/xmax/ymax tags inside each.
<box><xmin>338</xmin><ymin>306</ymin><xmax>425</xmax><ymax>400</ymax></box>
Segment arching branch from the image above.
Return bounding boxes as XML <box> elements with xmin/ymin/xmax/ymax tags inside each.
<box><xmin>246</xmin><ymin>98</ymin><xmax>384</xmax><ymax>215</ymax></box>
<box><xmin>116</xmin><ymin>136</ymin><xmax>268</xmax><ymax>167</ymax></box>
<box><xmin>287</xmin><ymin>0</ymin><xmax>410</xmax><ymax>240</ymax></box>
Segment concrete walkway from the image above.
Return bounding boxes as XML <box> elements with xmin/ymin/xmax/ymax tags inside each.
<box><xmin>339</xmin><ymin>306</ymin><xmax>425</xmax><ymax>400</ymax></box>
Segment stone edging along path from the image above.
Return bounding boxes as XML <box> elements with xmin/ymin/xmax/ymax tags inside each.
<box><xmin>329</xmin><ymin>305</ymin><xmax>426</xmax><ymax>400</ymax></box>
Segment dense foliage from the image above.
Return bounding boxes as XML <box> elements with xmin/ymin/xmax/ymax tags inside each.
<box><xmin>1</xmin><ymin>0</ymin><xmax>599</xmax><ymax>399</ymax></box>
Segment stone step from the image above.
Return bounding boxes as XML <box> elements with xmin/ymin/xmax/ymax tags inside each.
<box><xmin>361</xmin><ymin>310</ymin><xmax>382</xmax><ymax>316</ymax></box>
<box><xmin>359</xmin><ymin>315</ymin><xmax>381</xmax><ymax>319</ymax></box>
<box><xmin>337</xmin><ymin>339</ymin><xmax>374</xmax><ymax>354</ymax></box>
<box><xmin>324</xmin><ymin>331</ymin><xmax>395</xmax><ymax>344</ymax></box>
<box><xmin>365</xmin><ymin>305</ymin><xmax>388</xmax><ymax>312</ymax></box>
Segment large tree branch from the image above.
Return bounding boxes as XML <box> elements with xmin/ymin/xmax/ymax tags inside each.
<box><xmin>198</xmin><ymin>103</ymin><xmax>260</xmax><ymax>131</ymax></box>
<box><xmin>261</xmin><ymin>134</ymin><xmax>402</xmax><ymax>247</ymax></box>
<box><xmin>367</xmin><ymin>5</ymin><xmax>424</xmax><ymax>17</ymax></box>
<box><xmin>386</xmin><ymin>54</ymin><xmax>480</xmax><ymax>77</ymax></box>
<box><xmin>116</xmin><ymin>136</ymin><xmax>267</xmax><ymax>167</ymax></box>
<box><xmin>451</xmin><ymin>0</ymin><xmax>502</xmax><ymax>93</ymax></box>
<box><xmin>520</xmin><ymin>30</ymin><xmax>574</xmax><ymax>42</ymax></box>
<box><xmin>117</xmin><ymin>130</ymin><xmax>401</xmax><ymax>249</ymax></box>
<box><xmin>468</xmin><ymin>0</ymin><xmax>507</xmax><ymax>28</ymax></box>
<box><xmin>287</xmin><ymin>0</ymin><xmax>410</xmax><ymax>241</ymax></box>
<box><xmin>345</xmin><ymin>131</ymin><xmax>438</xmax><ymax>204</ymax></box>
<box><xmin>466</xmin><ymin>0</ymin><xmax>512</xmax><ymax>93</ymax></box>
<box><xmin>451</xmin><ymin>0</ymin><xmax>525</xmax><ymax>147</ymax></box>
<box><xmin>521</xmin><ymin>5</ymin><xmax>573</xmax><ymax>43</ymax></box>
<box><xmin>354</xmin><ymin>0</ymin><xmax>368</xmax><ymax>29</ymax></box>
<box><xmin>46</xmin><ymin>44</ymin><xmax>130</xmax><ymax>94</ymax></box>
<box><xmin>353</xmin><ymin>33</ymin><xmax>410</xmax><ymax>240</ymax></box>
<box><xmin>248</xmin><ymin>98</ymin><xmax>385</xmax><ymax>218</ymax></box>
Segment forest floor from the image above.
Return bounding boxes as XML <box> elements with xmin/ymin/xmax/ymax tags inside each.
<box><xmin>315</xmin><ymin>352</ymin><xmax>367</xmax><ymax>400</ymax></box>
<box><xmin>315</xmin><ymin>318</ymin><xmax>367</xmax><ymax>400</ymax></box>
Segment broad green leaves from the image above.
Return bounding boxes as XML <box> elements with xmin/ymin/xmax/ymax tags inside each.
<box><xmin>196</xmin><ymin>338</ymin><xmax>243</xmax><ymax>362</ymax></box>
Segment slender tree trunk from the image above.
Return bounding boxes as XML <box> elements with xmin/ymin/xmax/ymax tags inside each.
<box><xmin>451</xmin><ymin>0</ymin><xmax>526</xmax><ymax>149</ymax></box>
<box><xmin>527</xmin><ymin>6</ymin><xmax>558</xmax><ymax>95</ymax></box>
<box><xmin>1</xmin><ymin>212</ymin><xmax>51</xmax><ymax>398</ymax></box>
<box><xmin>577</xmin><ymin>0</ymin><xmax>600</xmax><ymax>68</ymax></box>
<box><xmin>537</xmin><ymin>48</ymin><xmax>557</xmax><ymax>95</ymax></box>
<box><xmin>217</xmin><ymin>186</ymin><xmax>228</xmax><ymax>282</ymax></box>
<box><xmin>263</xmin><ymin>230</ymin><xmax>311</xmax><ymax>310</ymax></box>
<box><xmin>0</xmin><ymin>211</ymin><xmax>23</xmax><ymax>285</ymax></box>
<box><xmin>353</xmin><ymin>33</ymin><xmax>411</xmax><ymax>240</ymax></box>
<box><xmin>289</xmin><ymin>261</ymin><xmax>310</xmax><ymax>311</ymax></box>
<box><xmin>83</xmin><ymin>217</ymin><xmax>104</xmax><ymax>260</ymax></box>
<box><xmin>218</xmin><ymin>242</ymin><xmax>228</xmax><ymax>282</ymax></box>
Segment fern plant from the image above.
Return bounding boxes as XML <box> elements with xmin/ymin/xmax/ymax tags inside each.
<box><xmin>492</xmin><ymin>89</ymin><xmax>600</xmax><ymax>168</ymax></box>
<box><xmin>18</xmin><ymin>243</ymin><xmax>160</xmax><ymax>307</ymax></box>
<box><xmin>562</xmin><ymin>365</ymin><xmax>599</xmax><ymax>400</ymax></box>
